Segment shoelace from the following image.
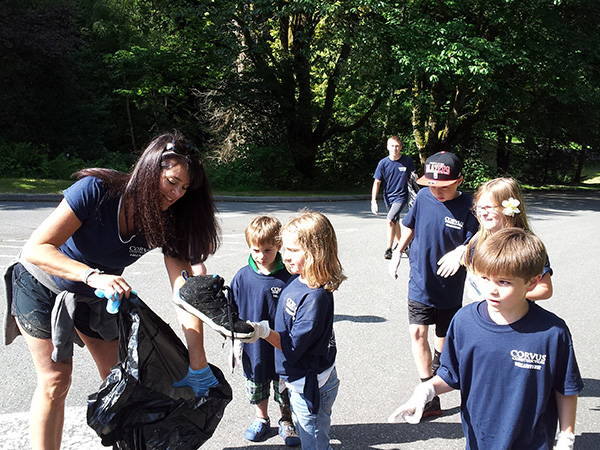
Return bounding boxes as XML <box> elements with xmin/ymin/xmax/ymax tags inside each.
<box><xmin>223</xmin><ymin>286</ymin><xmax>236</xmax><ymax>341</ymax></box>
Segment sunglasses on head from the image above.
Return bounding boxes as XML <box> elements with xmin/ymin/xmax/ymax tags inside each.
<box><xmin>163</xmin><ymin>139</ymin><xmax>199</xmax><ymax>157</ymax></box>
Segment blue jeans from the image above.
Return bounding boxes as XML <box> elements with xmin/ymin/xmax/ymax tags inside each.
<box><xmin>288</xmin><ymin>367</ymin><xmax>340</xmax><ymax>450</ymax></box>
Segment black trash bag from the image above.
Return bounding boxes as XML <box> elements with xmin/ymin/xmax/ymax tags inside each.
<box><xmin>87</xmin><ymin>294</ymin><xmax>232</xmax><ymax>449</ymax></box>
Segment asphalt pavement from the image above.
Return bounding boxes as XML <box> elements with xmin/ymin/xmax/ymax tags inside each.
<box><xmin>0</xmin><ymin>191</ymin><xmax>599</xmax><ymax>449</ymax></box>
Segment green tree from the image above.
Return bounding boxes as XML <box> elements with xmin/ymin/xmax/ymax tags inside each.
<box><xmin>0</xmin><ymin>0</ymin><xmax>106</xmax><ymax>158</ymax></box>
<box><xmin>385</xmin><ymin>0</ymin><xmax>600</xmax><ymax>183</ymax></box>
<box><xmin>196</xmin><ymin>0</ymin><xmax>397</xmax><ymax>183</ymax></box>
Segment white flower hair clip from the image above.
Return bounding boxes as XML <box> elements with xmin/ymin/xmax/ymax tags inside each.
<box><xmin>502</xmin><ymin>197</ymin><xmax>521</xmax><ymax>217</ymax></box>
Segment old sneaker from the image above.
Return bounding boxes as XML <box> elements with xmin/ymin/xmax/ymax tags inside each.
<box><xmin>174</xmin><ymin>274</ymin><xmax>255</xmax><ymax>340</ymax></box>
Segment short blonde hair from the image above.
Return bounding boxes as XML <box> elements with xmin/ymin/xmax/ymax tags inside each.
<box><xmin>245</xmin><ymin>215</ymin><xmax>282</xmax><ymax>247</ymax></box>
<box><xmin>469</xmin><ymin>228</ymin><xmax>546</xmax><ymax>282</ymax></box>
<box><xmin>282</xmin><ymin>209</ymin><xmax>346</xmax><ymax>292</ymax></box>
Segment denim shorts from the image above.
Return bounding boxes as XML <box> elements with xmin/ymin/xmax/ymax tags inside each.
<box><xmin>11</xmin><ymin>264</ymin><xmax>103</xmax><ymax>340</ymax></box>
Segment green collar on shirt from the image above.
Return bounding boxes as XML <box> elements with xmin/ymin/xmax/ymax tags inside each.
<box><xmin>248</xmin><ymin>252</ymin><xmax>285</xmax><ymax>275</ymax></box>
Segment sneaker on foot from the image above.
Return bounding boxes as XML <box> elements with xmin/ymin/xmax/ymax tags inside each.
<box><xmin>244</xmin><ymin>418</ymin><xmax>270</xmax><ymax>442</ymax></box>
<box><xmin>422</xmin><ymin>395</ymin><xmax>442</xmax><ymax>418</ymax></box>
<box><xmin>278</xmin><ymin>419</ymin><xmax>301</xmax><ymax>446</ymax></box>
<box><xmin>384</xmin><ymin>248</ymin><xmax>393</xmax><ymax>259</ymax></box>
<box><xmin>174</xmin><ymin>274</ymin><xmax>255</xmax><ymax>340</ymax></box>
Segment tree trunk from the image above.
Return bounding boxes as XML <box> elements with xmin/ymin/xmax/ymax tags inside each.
<box><xmin>496</xmin><ymin>129</ymin><xmax>510</xmax><ymax>174</ymax></box>
<box><xmin>574</xmin><ymin>144</ymin><xmax>587</xmax><ymax>183</ymax></box>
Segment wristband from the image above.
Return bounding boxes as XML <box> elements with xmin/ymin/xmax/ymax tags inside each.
<box><xmin>82</xmin><ymin>268</ymin><xmax>103</xmax><ymax>285</ymax></box>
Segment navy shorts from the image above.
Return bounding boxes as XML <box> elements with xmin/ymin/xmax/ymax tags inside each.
<box><xmin>12</xmin><ymin>264</ymin><xmax>104</xmax><ymax>340</ymax></box>
<box><xmin>385</xmin><ymin>201</ymin><xmax>407</xmax><ymax>223</ymax></box>
<box><xmin>407</xmin><ymin>299</ymin><xmax>460</xmax><ymax>338</ymax></box>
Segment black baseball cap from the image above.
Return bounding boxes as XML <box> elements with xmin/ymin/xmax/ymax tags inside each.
<box><xmin>417</xmin><ymin>151</ymin><xmax>463</xmax><ymax>187</ymax></box>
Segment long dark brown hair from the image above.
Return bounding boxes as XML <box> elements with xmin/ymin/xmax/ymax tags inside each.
<box><xmin>76</xmin><ymin>131</ymin><xmax>220</xmax><ymax>262</ymax></box>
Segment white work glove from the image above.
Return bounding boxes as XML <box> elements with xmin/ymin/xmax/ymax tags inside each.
<box><xmin>554</xmin><ymin>431</ymin><xmax>575</xmax><ymax>450</ymax></box>
<box><xmin>388</xmin><ymin>381</ymin><xmax>436</xmax><ymax>424</ymax></box>
<box><xmin>437</xmin><ymin>245</ymin><xmax>466</xmax><ymax>278</ymax></box>
<box><xmin>242</xmin><ymin>320</ymin><xmax>271</xmax><ymax>344</ymax></box>
<box><xmin>371</xmin><ymin>200</ymin><xmax>379</xmax><ymax>215</ymax></box>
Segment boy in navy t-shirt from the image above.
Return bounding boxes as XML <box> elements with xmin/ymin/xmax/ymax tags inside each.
<box><xmin>392</xmin><ymin>151</ymin><xmax>479</xmax><ymax>416</ymax></box>
<box><xmin>230</xmin><ymin>216</ymin><xmax>299</xmax><ymax>446</ymax></box>
<box><xmin>389</xmin><ymin>228</ymin><xmax>583</xmax><ymax>450</ymax></box>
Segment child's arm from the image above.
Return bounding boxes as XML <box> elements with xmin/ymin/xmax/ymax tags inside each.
<box><xmin>371</xmin><ymin>179</ymin><xmax>382</xmax><ymax>215</ymax></box>
<box><xmin>526</xmin><ymin>271</ymin><xmax>553</xmax><ymax>301</ymax></box>
<box><xmin>437</xmin><ymin>245</ymin><xmax>467</xmax><ymax>278</ymax></box>
<box><xmin>245</xmin><ymin>320</ymin><xmax>282</xmax><ymax>350</ymax></box>
<box><xmin>396</xmin><ymin>224</ymin><xmax>414</xmax><ymax>253</ymax></box>
<box><xmin>555</xmin><ymin>391</ymin><xmax>577</xmax><ymax>437</ymax></box>
<box><xmin>264</xmin><ymin>329</ymin><xmax>281</xmax><ymax>350</ymax></box>
<box><xmin>388</xmin><ymin>375</ymin><xmax>454</xmax><ymax>424</ymax></box>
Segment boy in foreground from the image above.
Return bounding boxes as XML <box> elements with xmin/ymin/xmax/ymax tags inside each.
<box><xmin>230</xmin><ymin>216</ymin><xmax>299</xmax><ymax>446</ymax></box>
<box><xmin>389</xmin><ymin>228</ymin><xmax>583</xmax><ymax>450</ymax></box>
<box><xmin>393</xmin><ymin>151</ymin><xmax>479</xmax><ymax>415</ymax></box>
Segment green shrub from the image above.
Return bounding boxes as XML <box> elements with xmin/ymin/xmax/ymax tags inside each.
<box><xmin>0</xmin><ymin>141</ymin><xmax>49</xmax><ymax>177</ymax></box>
<box><xmin>207</xmin><ymin>145</ymin><xmax>300</xmax><ymax>191</ymax></box>
<box><xmin>45</xmin><ymin>153</ymin><xmax>87</xmax><ymax>179</ymax></box>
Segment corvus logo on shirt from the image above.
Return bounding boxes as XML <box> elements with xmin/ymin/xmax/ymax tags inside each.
<box><xmin>511</xmin><ymin>349</ymin><xmax>547</xmax><ymax>371</ymax></box>
<box><xmin>129</xmin><ymin>245</ymin><xmax>149</xmax><ymax>258</ymax></box>
<box><xmin>285</xmin><ymin>297</ymin><xmax>297</xmax><ymax>319</ymax></box>
<box><xmin>444</xmin><ymin>217</ymin><xmax>464</xmax><ymax>230</ymax></box>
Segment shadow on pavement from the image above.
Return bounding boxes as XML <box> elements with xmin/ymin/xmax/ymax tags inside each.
<box><xmin>223</xmin><ymin>412</ymin><xmax>466</xmax><ymax>450</ymax></box>
<box><xmin>579</xmin><ymin>378</ymin><xmax>600</xmax><ymax>397</ymax></box>
<box><xmin>334</xmin><ymin>314</ymin><xmax>386</xmax><ymax>324</ymax></box>
<box><xmin>575</xmin><ymin>433</ymin><xmax>600</xmax><ymax>450</ymax></box>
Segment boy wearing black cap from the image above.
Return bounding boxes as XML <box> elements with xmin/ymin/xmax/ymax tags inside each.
<box><xmin>392</xmin><ymin>151</ymin><xmax>479</xmax><ymax>417</ymax></box>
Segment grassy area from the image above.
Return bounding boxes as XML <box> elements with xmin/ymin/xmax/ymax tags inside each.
<box><xmin>582</xmin><ymin>163</ymin><xmax>600</xmax><ymax>184</ymax></box>
<box><xmin>0</xmin><ymin>178</ymin><xmax>366</xmax><ymax>196</ymax></box>
<box><xmin>0</xmin><ymin>178</ymin><xmax>74</xmax><ymax>194</ymax></box>
<box><xmin>0</xmin><ymin>171</ymin><xmax>598</xmax><ymax>196</ymax></box>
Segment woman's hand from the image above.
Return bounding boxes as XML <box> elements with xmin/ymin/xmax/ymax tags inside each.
<box><xmin>85</xmin><ymin>272</ymin><xmax>132</xmax><ymax>300</ymax></box>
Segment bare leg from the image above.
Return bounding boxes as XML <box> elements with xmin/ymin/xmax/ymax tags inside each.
<box><xmin>77</xmin><ymin>332</ymin><xmax>119</xmax><ymax>379</ymax></box>
<box><xmin>409</xmin><ymin>324</ymin><xmax>432</xmax><ymax>379</ymax></box>
<box><xmin>255</xmin><ymin>398</ymin><xmax>269</xmax><ymax>420</ymax></box>
<box><xmin>176</xmin><ymin>308</ymin><xmax>208</xmax><ymax>370</ymax></box>
<box><xmin>386</xmin><ymin>220</ymin><xmax>401</xmax><ymax>250</ymax></box>
<box><xmin>17</xmin><ymin>323</ymin><xmax>72</xmax><ymax>450</ymax></box>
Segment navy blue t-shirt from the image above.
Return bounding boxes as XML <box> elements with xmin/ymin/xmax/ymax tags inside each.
<box><xmin>274</xmin><ymin>276</ymin><xmax>336</xmax><ymax>383</ymax></box>
<box><xmin>438</xmin><ymin>301</ymin><xmax>583</xmax><ymax>450</ymax></box>
<box><xmin>52</xmin><ymin>176</ymin><xmax>150</xmax><ymax>295</ymax></box>
<box><xmin>230</xmin><ymin>263</ymin><xmax>292</xmax><ymax>382</ymax></box>
<box><xmin>373</xmin><ymin>155</ymin><xmax>416</xmax><ymax>205</ymax></box>
<box><xmin>402</xmin><ymin>188</ymin><xmax>479</xmax><ymax>309</ymax></box>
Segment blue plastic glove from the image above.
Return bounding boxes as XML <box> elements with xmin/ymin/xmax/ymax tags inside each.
<box><xmin>94</xmin><ymin>289</ymin><xmax>137</xmax><ymax>314</ymax></box>
<box><xmin>94</xmin><ymin>289</ymin><xmax>121</xmax><ymax>314</ymax></box>
<box><xmin>173</xmin><ymin>365</ymin><xmax>219</xmax><ymax>397</ymax></box>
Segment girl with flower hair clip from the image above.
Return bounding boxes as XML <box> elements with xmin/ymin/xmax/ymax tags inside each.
<box><xmin>437</xmin><ymin>177</ymin><xmax>553</xmax><ymax>301</ymax></box>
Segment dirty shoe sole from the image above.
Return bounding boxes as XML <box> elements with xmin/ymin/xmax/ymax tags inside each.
<box><xmin>173</xmin><ymin>296</ymin><xmax>255</xmax><ymax>340</ymax></box>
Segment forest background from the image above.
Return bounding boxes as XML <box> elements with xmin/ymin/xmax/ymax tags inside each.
<box><xmin>1</xmin><ymin>0</ymin><xmax>599</xmax><ymax>193</ymax></box>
